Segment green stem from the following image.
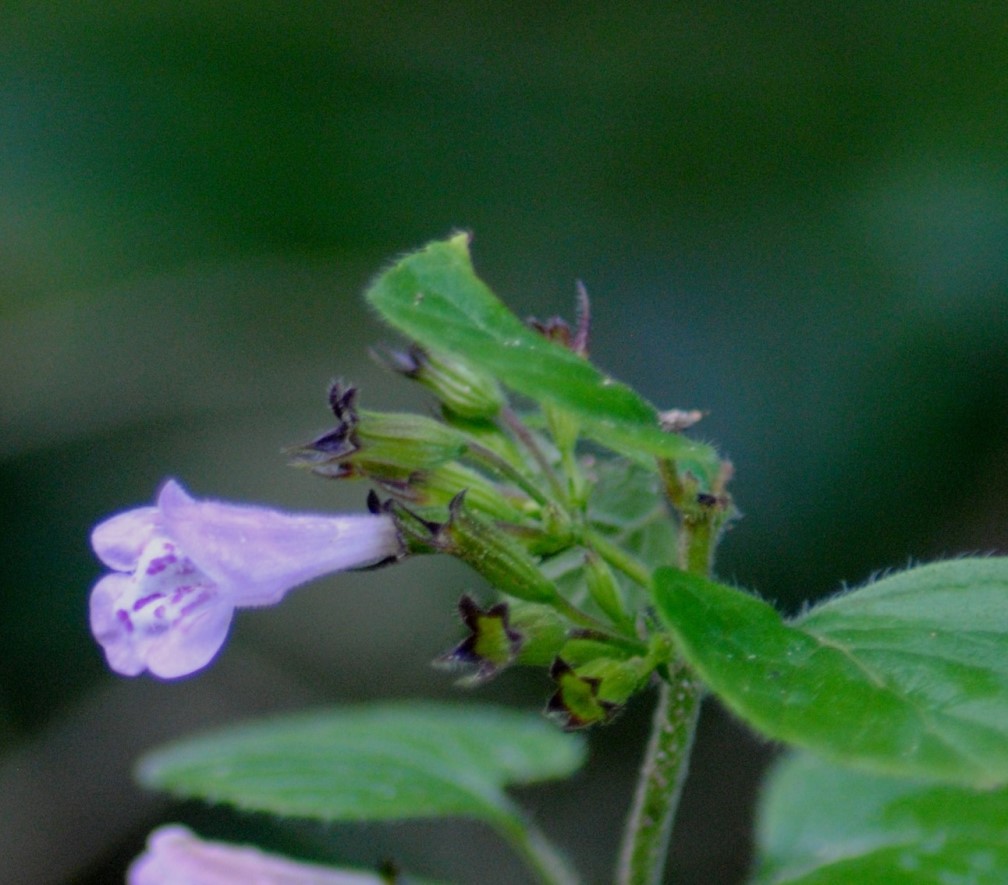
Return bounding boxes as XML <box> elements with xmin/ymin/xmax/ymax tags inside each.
<box><xmin>551</xmin><ymin>595</ymin><xmax>648</xmax><ymax>654</ymax></box>
<box><xmin>499</xmin><ymin>406</ymin><xmax>568</xmax><ymax>503</ymax></box>
<box><xmin>466</xmin><ymin>440</ymin><xmax>554</xmax><ymax>510</ymax></box>
<box><xmin>615</xmin><ymin>665</ymin><xmax>702</xmax><ymax>885</ymax></box>
<box><xmin>679</xmin><ymin>514</ymin><xmax>716</xmax><ymax>577</ymax></box>
<box><xmin>497</xmin><ymin>808</ymin><xmax>583</xmax><ymax>885</ymax></box>
<box><xmin>583</xmin><ymin>528</ymin><xmax>652</xmax><ymax>588</ymax></box>
<box><xmin>616</xmin><ymin>458</ymin><xmax>727</xmax><ymax>883</ymax></box>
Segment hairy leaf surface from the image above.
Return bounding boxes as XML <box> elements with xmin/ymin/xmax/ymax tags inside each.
<box><xmin>654</xmin><ymin>560</ymin><xmax>1008</xmax><ymax>786</ymax></box>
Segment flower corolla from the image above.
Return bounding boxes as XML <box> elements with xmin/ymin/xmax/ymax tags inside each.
<box><xmin>89</xmin><ymin>480</ymin><xmax>401</xmax><ymax>679</ymax></box>
<box><xmin>129</xmin><ymin>824</ymin><xmax>385</xmax><ymax>884</ymax></box>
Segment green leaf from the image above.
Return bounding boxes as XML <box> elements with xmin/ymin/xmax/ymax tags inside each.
<box><xmin>137</xmin><ymin>702</ymin><xmax>585</xmax><ymax>827</ymax></box>
<box><xmin>587</xmin><ymin>460</ymin><xmax>677</xmax><ymax>573</ymax></box>
<box><xmin>753</xmin><ymin>751</ymin><xmax>1008</xmax><ymax>884</ymax></box>
<box><xmin>653</xmin><ymin>559</ymin><xmax>1008</xmax><ymax>787</ymax></box>
<box><xmin>364</xmin><ymin>235</ymin><xmax>718</xmax><ymax>482</ymax></box>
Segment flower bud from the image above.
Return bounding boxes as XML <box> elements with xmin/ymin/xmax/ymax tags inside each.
<box><xmin>438</xmin><ymin>493</ymin><xmax>560</xmax><ymax>604</ymax></box>
<box><xmin>583</xmin><ymin>551</ymin><xmax>633</xmax><ymax>629</ymax></box>
<box><xmin>375</xmin><ymin>345</ymin><xmax>504</xmax><ymax>420</ymax></box>
<box><xmin>410</xmin><ymin>462</ymin><xmax>534</xmax><ymax>523</ymax></box>
<box><xmin>292</xmin><ymin>382</ymin><xmax>468</xmax><ymax>481</ymax></box>
<box><xmin>508</xmin><ymin>600</ymin><xmax>569</xmax><ymax>666</ymax></box>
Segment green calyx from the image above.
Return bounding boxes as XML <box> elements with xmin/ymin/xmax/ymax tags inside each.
<box><xmin>408</xmin><ymin>462</ymin><xmax>535</xmax><ymax>523</ymax></box>
<box><xmin>353</xmin><ymin>409</ymin><xmax>468</xmax><ymax>467</ymax></box>
<box><xmin>440</xmin><ymin>493</ymin><xmax>560</xmax><ymax>605</ymax></box>
<box><xmin>386</xmin><ymin>492</ymin><xmax>560</xmax><ymax>605</ymax></box>
<box><xmin>293</xmin><ymin>383</ymin><xmax>469</xmax><ymax>479</ymax></box>
<box><xmin>437</xmin><ymin>596</ymin><xmax>572</xmax><ymax>685</ymax></box>
<box><xmin>546</xmin><ymin>636</ymin><xmax>671</xmax><ymax>730</ymax></box>
<box><xmin>382</xmin><ymin>344</ymin><xmax>505</xmax><ymax>420</ymax></box>
<box><xmin>546</xmin><ymin>656</ymin><xmax>650</xmax><ymax>730</ymax></box>
<box><xmin>436</xmin><ymin>595</ymin><xmax>522</xmax><ymax>685</ymax></box>
<box><xmin>508</xmin><ymin>601</ymin><xmax>570</xmax><ymax>666</ymax></box>
<box><xmin>583</xmin><ymin>550</ymin><xmax>634</xmax><ymax>630</ymax></box>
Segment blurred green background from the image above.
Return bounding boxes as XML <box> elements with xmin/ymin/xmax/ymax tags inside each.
<box><xmin>3</xmin><ymin>4</ymin><xmax>1008</xmax><ymax>883</ymax></box>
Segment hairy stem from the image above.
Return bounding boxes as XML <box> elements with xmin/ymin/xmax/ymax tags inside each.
<box><xmin>615</xmin><ymin>665</ymin><xmax>702</xmax><ymax>885</ymax></box>
<box><xmin>679</xmin><ymin>513</ymin><xmax>716</xmax><ymax>577</ymax></box>
<box><xmin>616</xmin><ymin>458</ymin><xmax>727</xmax><ymax>883</ymax></box>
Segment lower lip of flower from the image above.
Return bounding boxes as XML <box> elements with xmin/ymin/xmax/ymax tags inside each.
<box><xmin>117</xmin><ymin>537</ymin><xmax>221</xmax><ymax>636</ymax></box>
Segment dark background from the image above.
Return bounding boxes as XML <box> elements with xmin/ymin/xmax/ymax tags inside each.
<box><xmin>3</xmin><ymin>4</ymin><xmax>1007</xmax><ymax>883</ymax></box>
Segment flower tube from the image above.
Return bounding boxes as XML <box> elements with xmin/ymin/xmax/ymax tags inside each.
<box><xmin>89</xmin><ymin>480</ymin><xmax>402</xmax><ymax>679</ymax></box>
<box><xmin>129</xmin><ymin>824</ymin><xmax>386</xmax><ymax>884</ymax></box>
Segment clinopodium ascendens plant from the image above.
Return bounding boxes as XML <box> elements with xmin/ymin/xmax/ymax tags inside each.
<box><xmin>92</xmin><ymin>234</ymin><xmax>1008</xmax><ymax>884</ymax></box>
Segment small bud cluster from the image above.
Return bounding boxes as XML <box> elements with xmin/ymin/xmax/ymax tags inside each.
<box><xmin>286</xmin><ymin>300</ymin><xmax>734</xmax><ymax>729</ymax></box>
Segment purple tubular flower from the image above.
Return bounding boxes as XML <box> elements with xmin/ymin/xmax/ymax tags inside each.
<box><xmin>89</xmin><ymin>480</ymin><xmax>402</xmax><ymax>679</ymax></box>
<box><xmin>129</xmin><ymin>824</ymin><xmax>386</xmax><ymax>884</ymax></box>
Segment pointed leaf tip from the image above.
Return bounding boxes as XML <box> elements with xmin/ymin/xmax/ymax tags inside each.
<box><xmin>364</xmin><ymin>236</ymin><xmax>720</xmax><ymax>481</ymax></box>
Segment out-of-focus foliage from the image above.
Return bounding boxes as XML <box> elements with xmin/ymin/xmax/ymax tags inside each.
<box><xmin>139</xmin><ymin>702</ymin><xmax>584</xmax><ymax>828</ymax></box>
<box><xmin>3</xmin><ymin>5</ymin><xmax>1007</xmax><ymax>884</ymax></box>
<box><xmin>755</xmin><ymin>752</ymin><xmax>1008</xmax><ymax>885</ymax></box>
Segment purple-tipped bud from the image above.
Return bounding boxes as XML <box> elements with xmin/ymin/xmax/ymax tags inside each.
<box><xmin>374</xmin><ymin>344</ymin><xmax>504</xmax><ymax>420</ymax></box>
<box><xmin>293</xmin><ymin>382</ymin><xmax>469</xmax><ymax>482</ymax></box>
